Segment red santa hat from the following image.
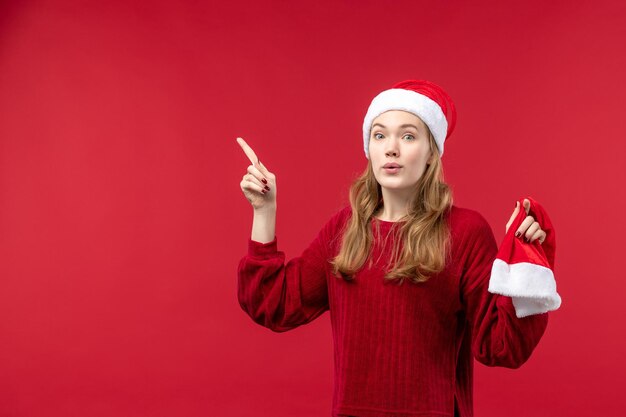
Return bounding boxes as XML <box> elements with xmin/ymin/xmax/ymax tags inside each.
<box><xmin>362</xmin><ymin>79</ymin><xmax>457</xmax><ymax>159</ymax></box>
<box><xmin>488</xmin><ymin>196</ymin><xmax>562</xmax><ymax>318</ymax></box>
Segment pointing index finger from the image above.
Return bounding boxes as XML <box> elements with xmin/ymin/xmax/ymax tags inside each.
<box><xmin>236</xmin><ymin>137</ymin><xmax>260</xmax><ymax>166</ymax></box>
<box><xmin>506</xmin><ymin>201</ymin><xmax>519</xmax><ymax>228</ymax></box>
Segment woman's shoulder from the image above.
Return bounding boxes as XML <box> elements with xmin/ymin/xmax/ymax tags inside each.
<box><xmin>329</xmin><ymin>204</ymin><xmax>488</xmax><ymax>227</ymax></box>
<box><xmin>326</xmin><ymin>204</ymin><xmax>491</xmax><ymax>233</ymax></box>
<box><xmin>317</xmin><ymin>204</ymin><xmax>352</xmax><ymax>233</ymax></box>
<box><xmin>448</xmin><ymin>204</ymin><xmax>492</xmax><ymax>235</ymax></box>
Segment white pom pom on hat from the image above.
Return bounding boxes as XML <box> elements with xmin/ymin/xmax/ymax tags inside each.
<box><xmin>363</xmin><ymin>80</ymin><xmax>457</xmax><ymax>159</ymax></box>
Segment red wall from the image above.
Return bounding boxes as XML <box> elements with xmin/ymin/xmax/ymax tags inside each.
<box><xmin>1</xmin><ymin>1</ymin><xmax>624</xmax><ymax>416</ymax></box>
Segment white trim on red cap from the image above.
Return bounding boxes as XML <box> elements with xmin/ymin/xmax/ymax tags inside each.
<box><xmin>363</xmin><ymin>88</ymin><xmax>448</xmax><ymax>159</ymax></box>
<box><xmin>488</xmin><ymin>259</ymin><xmax>562</xmax><ymax>318</ymax></box>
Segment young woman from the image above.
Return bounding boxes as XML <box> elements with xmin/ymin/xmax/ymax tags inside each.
<box><xmin>236</xmin><ymin>80</ymin><xmax>561</xmax><ymax>417</ymax></box>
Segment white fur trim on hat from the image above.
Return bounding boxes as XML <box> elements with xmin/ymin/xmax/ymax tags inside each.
<box><xmin>489</xmin><ymin>259</ymin><xmax>562</xmax><ymax>318</ymax></box>
<box><xmin>363</xmin><ymin>88</ymin><xmax>448</xmax><ymax>159</ymax></box>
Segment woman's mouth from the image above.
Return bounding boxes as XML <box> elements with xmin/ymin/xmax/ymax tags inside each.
<box><xmin>383</xmin><ymin>167</ymin><xmax>402</xmax><ymax>174</ymax></box>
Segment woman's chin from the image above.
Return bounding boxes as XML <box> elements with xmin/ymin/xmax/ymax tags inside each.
<box><xmin>379</xmin><ymin>179</ymin><xmax>422</xmax><ymax>191</ymax></box>
<box><xmin>380</xmin><ymin>183</ymin><xmax>407</xmax><ymax>191</ymax></box>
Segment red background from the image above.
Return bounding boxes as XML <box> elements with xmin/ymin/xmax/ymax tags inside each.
<box><xmin>1</xmin><ymin>0</ymin><xmax>624</xmax><ymax>416</ymax></box>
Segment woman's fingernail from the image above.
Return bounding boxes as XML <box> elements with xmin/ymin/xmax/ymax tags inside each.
<box><xmin>515</xmin><ymin>231</ymin><xmax>521</xmax><ymax>238</ymax></box>
<box><xmin>262</xmin><ymin>178</ymin><xmax>268</xmax><ymax>184</ymax></box>
<box><xmin>264</xmin><ymin>185</ymin><xmax>270</xmax><ymax>191</ymax></box>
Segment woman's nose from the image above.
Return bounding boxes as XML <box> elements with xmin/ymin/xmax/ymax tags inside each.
<box><xmin>385</xmin><ymin>138</ymin><xmax>399</xmax><ymax>156</ymax></box>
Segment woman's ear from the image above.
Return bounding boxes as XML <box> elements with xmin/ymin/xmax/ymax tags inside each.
<box><xmin>426</xmin><ymin>152</ymin><xmax>434</xmax><ymax>167</ymax></box>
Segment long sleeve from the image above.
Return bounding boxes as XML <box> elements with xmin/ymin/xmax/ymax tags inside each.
<box><xmin>461</xmin><ymin>213</ymin><xmax>549</xmax><ymax>369</ymax></box>
<box><xmin>237</xmin><ymin>217</ymin><xmax>335</xmax><ymax>333</ymax></box>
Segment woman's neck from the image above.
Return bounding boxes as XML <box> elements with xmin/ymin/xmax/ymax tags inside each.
<box><xmin>374</xmin><ymin>205</ymin><xmax>408</xmax><ymax>222</ymax></box>
<box><xmin>376</xmin><ymin>188</ymin><xmax>413</xmax><ymax>222</ymax></box>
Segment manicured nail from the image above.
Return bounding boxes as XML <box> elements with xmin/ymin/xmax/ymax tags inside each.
<box><xmin>264</xmin><ymin>185</ymin><xmax>270</xmax><ymax>191</ymax></box>
<box><xmin>262</xmin><ymin>178</ymin><xmax>268</xmax><ymax>184</ymax></box>
<box><xmin>515</xmin><ymin>231</ymin><xmax>521</xmax><ymax>238</ymax></box>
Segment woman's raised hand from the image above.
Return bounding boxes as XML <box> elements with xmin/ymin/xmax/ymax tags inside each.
<box><xmin>506</xmin><ymin>199</ymin><xmax>547</xmax><ymax>244</ymax></box>
<box><xmin>237</xmin><ymin>137</ymin><xmax>276</xmax><ymax>211</ymax></box>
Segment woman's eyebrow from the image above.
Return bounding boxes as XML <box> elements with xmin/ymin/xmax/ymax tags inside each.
<box><xmin>372</xmin><ymin>123</ymin><xmax>420</xmax><ymax>130</ymax></box>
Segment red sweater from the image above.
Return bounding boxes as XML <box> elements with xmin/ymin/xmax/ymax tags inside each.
<box><xmin>237</xmin><ymin>205</ymin><xmax>549</xmax><ymax>417</ymax></box>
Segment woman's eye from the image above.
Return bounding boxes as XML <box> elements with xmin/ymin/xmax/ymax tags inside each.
<box><xmin>373</xmin><ymin>133</ymin><xmax>415</xmax><ymax>140</ymax></box>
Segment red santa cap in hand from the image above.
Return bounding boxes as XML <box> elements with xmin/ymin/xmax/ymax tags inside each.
<box><xmin>488</xmin><ymin>196</ymin><xmax>562</xmax><ymax>318</ymax></box>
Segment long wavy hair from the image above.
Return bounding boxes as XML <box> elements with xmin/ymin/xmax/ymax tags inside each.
<box><xmin>329</xmin><ymin>129</ymin><xmax>453</xmax><ymax>285</ymax></box>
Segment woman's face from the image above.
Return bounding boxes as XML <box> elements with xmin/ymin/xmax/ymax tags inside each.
<box><xmin>369</xmin><ymin>110</ymin><xmax>433</xmax><ymax>191</ymax></box>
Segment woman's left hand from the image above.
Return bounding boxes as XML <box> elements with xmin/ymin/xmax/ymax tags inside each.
<box><xmin>505</xmin><ymin>198</ymin><xmax>547</xmax><ymax>245</ymax></box>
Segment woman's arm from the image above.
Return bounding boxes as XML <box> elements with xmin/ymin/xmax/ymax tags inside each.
<box><xmin>251</xmin><ymin>205</ymin><xmax>276</xmax><ymax>243</ymax></box>
<box><xmin>237</xmin><ymin>210</ymin><xmax>335</xmax><ymax>333</ymax></box>
<box><xmin>461</xmin><ymin>214</ymin><xmax>549</xmax><ymax>369</ymax></box>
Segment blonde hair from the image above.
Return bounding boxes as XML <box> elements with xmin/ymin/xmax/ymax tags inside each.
<box><xmin>330</xmin><ymin>130</ymin><xmax>453</xmax><ymax>285</ymax></box>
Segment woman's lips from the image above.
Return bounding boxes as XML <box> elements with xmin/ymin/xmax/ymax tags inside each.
<box><xmin>384</xmin><ymin>167</ymin><xmax>401</xmax><ymax>174</ymax></box>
